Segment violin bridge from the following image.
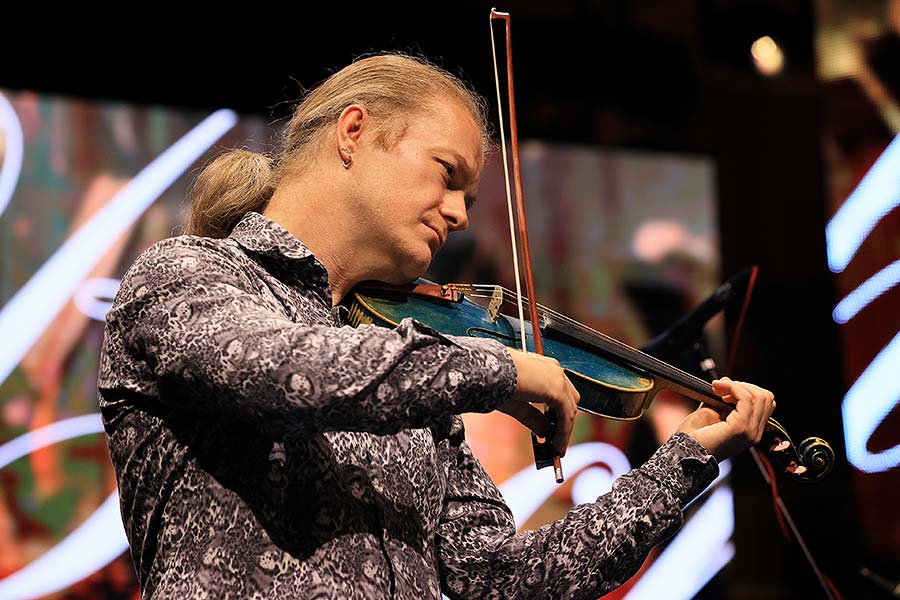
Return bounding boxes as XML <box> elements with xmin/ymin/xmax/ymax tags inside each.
<box><xmin>347</xmin><ymin>302</ymin><xmax>374</xmax><ymax>326</ymax></box>
<box><xmin>487</xmin><ymin>285</ymin><xmax>503</xmax><ymax>323</ymax></box>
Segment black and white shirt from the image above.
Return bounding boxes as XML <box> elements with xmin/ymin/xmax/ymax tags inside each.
<box><xmin>98</xmin><ymin>210</ymin><xmax>718</xmax><ymax>600</ymax></box>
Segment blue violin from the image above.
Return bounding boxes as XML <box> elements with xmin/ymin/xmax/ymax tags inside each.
<box><xmin>345</xmin><ymin>280</ymin><xmax>835</xmax><ymax>483</ymax></box>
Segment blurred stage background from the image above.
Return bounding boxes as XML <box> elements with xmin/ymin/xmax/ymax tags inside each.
<box><xmin>1</xmin><ymin>1</ymin><xmax>898</xmax><ymax>598</ymax></box>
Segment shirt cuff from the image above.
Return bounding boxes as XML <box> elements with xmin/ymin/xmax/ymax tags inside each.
<box><xmin>640</xmin><ymin>432</ymin><xmax>720</xmax><ymax>508</ymax></box>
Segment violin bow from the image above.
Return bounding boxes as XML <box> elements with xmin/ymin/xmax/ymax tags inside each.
<box><xmin>489</xmin><ymin>9</ymin><xmax>564</xmax><ymax>483</ymax></box>
<box><xmin>487</xmin><ymin>9</ymin><xmax>842</xmax><ymax>595</ymax></box>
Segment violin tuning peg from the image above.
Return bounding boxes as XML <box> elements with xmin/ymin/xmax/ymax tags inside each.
<box><xmin>786</xmin><ymin>463</ymin><xmax>808</xmax><ymax>476</ymax></box>
<box><xmin>770</xmin><ymin>439</ymin><xmax>791</xmax><ymax>452</ymax></box>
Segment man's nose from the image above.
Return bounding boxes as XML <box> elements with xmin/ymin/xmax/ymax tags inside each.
<box><xmin>441</xmin><ymin>191</ymin><xmax>469</xmax><ymax>231</ymax></box>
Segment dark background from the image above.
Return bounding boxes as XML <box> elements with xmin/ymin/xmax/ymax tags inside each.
<box><xmin>4</xmin><ymin>2</ymin><xmax>859</xmax><ymax>597</ymax></box>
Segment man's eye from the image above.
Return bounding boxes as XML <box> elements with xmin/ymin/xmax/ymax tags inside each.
<box><xmin>442</xmin><ymin>162</ymin><xmax>455</xmax><ymax>177</ymax></box>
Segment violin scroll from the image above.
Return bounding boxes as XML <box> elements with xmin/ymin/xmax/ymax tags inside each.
<box><xmin>763</xmin><ymin>419</ymin><xmax>835</xmax><ymax>482</ymax></box>
<box><xmin>796</xmin><ymin>436</ymin><xmax>836</xmax><ymax>481</ymax></box>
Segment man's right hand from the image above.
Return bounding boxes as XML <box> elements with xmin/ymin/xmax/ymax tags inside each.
<box><xmin>499</xmin><ymin>348</ymin><xmax>580</xmax><ymax>457</ymax></box>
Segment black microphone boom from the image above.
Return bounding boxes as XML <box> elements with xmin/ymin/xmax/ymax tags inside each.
<box><xmin>640</xmin><ymin>267</ymin><xmax>754</xmax><ymax>367</ymax></box>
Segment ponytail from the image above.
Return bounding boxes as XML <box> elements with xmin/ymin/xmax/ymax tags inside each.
<box><xmin>184</xmin><ymin>149</ymin><xmax>276</xmax><ymax>238</ymax></box>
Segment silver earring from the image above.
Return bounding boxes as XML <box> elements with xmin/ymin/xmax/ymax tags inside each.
<box><xmin>340</xmin><ymin>147</ymin><xmax>353</xmax><ymax>169</ymax></box>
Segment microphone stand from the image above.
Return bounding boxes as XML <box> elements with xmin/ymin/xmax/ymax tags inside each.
<box><xmin>641</xmin><ymin>270</ymin><xmax>840</xmax><ymax>600</ymax></box>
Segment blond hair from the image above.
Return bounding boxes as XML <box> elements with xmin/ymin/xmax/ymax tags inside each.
<box><xmin>185</xmin><ymin>54</ymin><xmax>490</xmax><ymax>238</ymax></box>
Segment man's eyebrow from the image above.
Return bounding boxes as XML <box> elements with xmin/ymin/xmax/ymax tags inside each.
<box><xmin>450</xmin><ymin>151</ymin><xmax>475</xmax><ymax>178</ymax></box>
<box><xmin>436</xmin><ymin>148</ymin><xmax>476</xmax><ymax>180</ymax></box>
<box><xmin>452</xmin><ymin>154</ymin><xmax>479</xmax><ymax>208</ymax></box>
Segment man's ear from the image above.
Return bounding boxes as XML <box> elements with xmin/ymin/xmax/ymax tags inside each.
<box><xmin>335</xmin><ymin>104</ymin><xmax>367</xmax><ymax>156</ymax></box>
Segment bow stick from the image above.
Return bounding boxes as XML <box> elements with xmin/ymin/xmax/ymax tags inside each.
<box><xmin>490</xmin><ymin>8</ymin><xmax>564</xmax><ymax>482</ymax></box>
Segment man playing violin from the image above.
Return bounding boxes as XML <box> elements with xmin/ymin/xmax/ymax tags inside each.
<box><xmin>99</xmin><ymin>54</ymin><xmax>776</xmax><ymax>599</ymax></box>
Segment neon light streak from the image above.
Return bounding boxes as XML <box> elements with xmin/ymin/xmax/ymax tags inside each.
<box><xmin>833</xmin><ymin>260</ymin><xmax>900</xmax><ymax>324</ymax></box>
<box><xmin>499</xmin><ymin>442</ymin><xmax>631</xmax><ymax>526</ymax></box>
<box><xmin>826</xmin><ymin>131</ymin><xmax>900</xmax><ymax>473</ymax></box>
<box><xmin>842</xmin><ymin>331</ymin><xmax>900</xmax><ymax>473</ymax></box>
<box><xmin>0</xmin><ymin>107</ymin><xmax>237</xmax><ymax>597</ymax></box>
<box><xmin>0</xmin><ymin>92</ymin><xmax>24</xmax><ymax>216</ymax></box>
<box><xmin>0</xmin><ymin>109</ymin><xmax>238</xmax><ymax>386</ymax></box>
<box><xmin>624</xmin><ymin>487</ymin><xmax>735</xmax><ymax>600</ymax></box>
<box><xmin>499</xmin><ymin>443</ymin><xmax>733</xmax><ymax>599</ymax></box>
<box><xmin>826</xmin><ymin>133</ymin><xmax>900</xmax><ymax>273</ymax></box>
<box><xmin>73</xmin><ymin>277</ymin><xmax>121</xmax><ymax>322</ymax></box>
<box><xmin>0</xmin><ymin>415</ymin><xmax>128</xmax><ymax>600</ymax></box>
<box><xmin>0</xmin><ymin>414</ymin><xmax>104</xmax><ymax>469</ymax></box>
<box><xmin>0</xmin><ymin>492</ymin><xmax>125</xmax><ymax>600</ymax></box>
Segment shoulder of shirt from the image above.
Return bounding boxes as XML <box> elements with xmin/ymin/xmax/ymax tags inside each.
<box><xmin>127</xmin><ymin>234</ymin><xmax>244</xmax><ymax>273</ymax></box>
<box><xmin>115</xmin><ymin>234</ymin><xmax>253</xmax><ymax>303</ymax></box>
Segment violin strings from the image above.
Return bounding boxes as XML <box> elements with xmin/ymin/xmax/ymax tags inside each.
<box><xmin>463</xmin><ymin>284</ymin><xmax>782</xmax><ymax>430</ymax></box>
<box><xmin>464</xmin><ymin>285</ymin><xmax>720</xmax><ymax>397</ymax></box>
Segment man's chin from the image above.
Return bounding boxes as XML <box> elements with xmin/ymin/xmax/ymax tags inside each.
<box><xmin>405</xmin><ymin>253</ymin><xmax>433</xmax><ymax>282</ymax></box>
<box><xmin>382</xmin><ymin>263</ymin><xmax>429</xmax><ymax>285</ymax></box>
<box><xmin>375</xmin><ymin>247</ymin><xmax>432</xmax><ymax>284</ymax></box>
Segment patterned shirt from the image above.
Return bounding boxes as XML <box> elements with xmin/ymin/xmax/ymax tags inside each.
<box><xmin>98</xmin><ymin>210</ymin><xmax>719</xmax><ymax>600</ymax></box>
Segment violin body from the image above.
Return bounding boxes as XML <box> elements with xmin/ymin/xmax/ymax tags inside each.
<box><xmin>347</xmin><ymin>281</ymin><xmax>656</xmax><ymax>420</ymax></box>
<box><xmin>346</xmin><ymin>280</ymin><xmax>835</xmax><ymax>483</ymax></box>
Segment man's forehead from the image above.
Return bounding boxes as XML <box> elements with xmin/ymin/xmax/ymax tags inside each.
<box><xmin>421</xmin><ymin>100</ymin><xmax>482</xmax><ymax>148</ymax></box>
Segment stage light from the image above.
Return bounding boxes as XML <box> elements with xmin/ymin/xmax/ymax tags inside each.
<box><xmin>751</xmin><ymin>36</ymin><xmax>785</xmax><ymax>76</ymax></box>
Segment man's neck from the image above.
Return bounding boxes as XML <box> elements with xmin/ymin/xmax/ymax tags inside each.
<box><xmin>263</xmin><ymin>179</ymin><xmax>380</xmax><ymax>306</ymax></box>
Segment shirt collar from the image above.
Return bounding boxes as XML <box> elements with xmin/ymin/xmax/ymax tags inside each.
<box><xmin>229</xmin><ymin>211</ymin><xmax>316</xmax><ymax>263</ymax></box>
<box><xmin>229</xmin><ymin>211</ymin><xmax>332</xmax><ymax>304</ymax></box>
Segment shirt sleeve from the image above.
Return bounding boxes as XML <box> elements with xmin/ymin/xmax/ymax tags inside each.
<box><xmin>98</xmin><ymin>237</ymin><xmax>517</xmax><ymax>440</ymax></box>
<box><xmin>436</xmin><ymin>425</ymin><xmax>719</xmax><ymax>600</ymax></box>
